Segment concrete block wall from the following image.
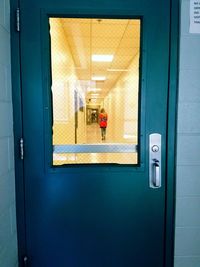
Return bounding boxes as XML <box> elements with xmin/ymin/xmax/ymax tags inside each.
<box><xmin>0</xmin><ymin>0</ymin><xmax>200</xmax><ymax>267</ymax></box>
<box><xmin>174</xmin><ymin>0</ymin><xmax>200</xmax><ymax>266</ymax></box>
<box><xmin>0</xmin><ymin>0</ymin><xmax>18</xmax><ymax>266</ymax></box>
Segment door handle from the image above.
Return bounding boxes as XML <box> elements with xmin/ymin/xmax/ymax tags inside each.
<box><xmin>149</xmin><ymin>134</ymin><xmax>161</xmax><ymax>188</ymax></box>
<box><xmin>153</xmin><ymin>159</ymin><xmax>160</xmax><ymax>187</ymax></box>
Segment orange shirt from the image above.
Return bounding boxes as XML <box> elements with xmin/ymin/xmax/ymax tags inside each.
<box><xmin>99</xmin><ymin>113</ymin><xmax>108</xmax><ymax>128</ymax></box>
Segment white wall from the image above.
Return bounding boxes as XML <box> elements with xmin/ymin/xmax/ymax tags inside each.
<box><xmin>174</xmin><ymin>1</ymin><xmax>200</xmax><ymax>266</ymax></box>
<box><xmin>0</xmin><ymin>0</ymin><xmax>18</xmax><ymax>266</ymax></box>
<box><xmin>50</xmin><ymin>18</ymin><xmax>86</xmax><ymax>146</ymax></box>
<box><xmin>104</xmin><ymin>54</ymin><xmax>139</xmax><ymax>144</ymax></box>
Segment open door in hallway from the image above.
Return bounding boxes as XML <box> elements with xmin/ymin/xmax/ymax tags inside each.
<box><xmin>15</xmin><ymin>0</ymin><xmax>175</xmax><ymax>266</ymax></box>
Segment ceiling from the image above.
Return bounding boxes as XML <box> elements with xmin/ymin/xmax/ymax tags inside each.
<box><xmin>60</xmin><ymin>18</ymin><xmax>140</xmax><ymax>103</ymax></box>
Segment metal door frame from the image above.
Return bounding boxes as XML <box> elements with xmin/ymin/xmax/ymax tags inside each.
<box><xmin>10</xmin><ymin>0</ymin><xmax>179</xmax><ymax>266</ymax></box>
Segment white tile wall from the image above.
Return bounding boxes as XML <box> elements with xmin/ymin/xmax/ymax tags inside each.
<box><xmin>0</xmin><ymin>0</ymin><xmax>18</xmax><ymax>266</ymax></box>
<box><xmin>0</xmin><ymin>0</ymin><xmax>199</xmax><ymax>267</ymax></box>
<box><xmin>174</xmin><ymin>0</ymin><xmax>200</xmax><ymax>266</ymax></box>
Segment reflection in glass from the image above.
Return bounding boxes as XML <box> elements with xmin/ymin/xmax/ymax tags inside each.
<box><xmin>50</xmin><ymin>18</ymin><xmax>141</xmax><ymax>165</ymax></box>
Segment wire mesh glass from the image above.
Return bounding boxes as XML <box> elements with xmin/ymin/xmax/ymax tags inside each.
<box><xmin>49</xmin><ymin>18</ymin><xmax>141</xmax><ymax>165</ymax></box>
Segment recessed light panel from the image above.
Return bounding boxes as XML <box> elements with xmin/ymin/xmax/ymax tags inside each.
<box><xmin>92</xmin><ymin>76</ymin><xmax>106</xmax><ymax>81</ymax></box>
<box><xmin>92</xmin><ymin>55</ymin><xmax>114</xmax><ymax>62</ymax></box>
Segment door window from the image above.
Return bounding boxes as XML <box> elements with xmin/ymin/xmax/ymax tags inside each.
<box><xmin>50</xmin><ymin>18</ymin><xmax>141</xmax><ymax>165</ymax></box>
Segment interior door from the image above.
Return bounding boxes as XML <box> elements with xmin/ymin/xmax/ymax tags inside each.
<box><xmin>19</xmin><ymin>0</ymin><xmax>171</xmax><ymax>266</ymax></box>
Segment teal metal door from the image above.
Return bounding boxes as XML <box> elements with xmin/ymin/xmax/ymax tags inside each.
<box><xmin>17</xmin><ymin>0</ymin><xmax>174</xmax><ymax>266</ymax></box>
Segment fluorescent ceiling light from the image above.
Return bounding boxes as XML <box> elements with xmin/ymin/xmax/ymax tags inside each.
<box><xmin>92</xmin><ymin>76</ymin><xmax>106</xmax><ymax>81</ymax></box>
<box><xmin>87</xmin><ymin>88</ymin><xmax>102</xmax><ymax>92</ymax></box>
<box><xmin>107</xmin><ymin>68</ymin><xmax>129</xmax><ymax>72</ymax></box>
<box><xmin>92</xmin><ymin>55</ymin><xmax>114</xmax><ymax>62</ymax></box>
<box><xmin>91</xmin><ymin>93</ymin><xmax>99</xmax><ymax>96</ymax></box>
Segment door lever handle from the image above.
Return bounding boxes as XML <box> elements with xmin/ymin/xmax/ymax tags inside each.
<box><xmin>153</xmin><ymin>159</ymin><xmax>160</xmax><ymax>187</ymax></box>
<box><xmin>149</xmin><ymin>133</ymin><xmax>161</xmax><ymax>188</ymax></box>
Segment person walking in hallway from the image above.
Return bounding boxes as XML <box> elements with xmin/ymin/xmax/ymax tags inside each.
<box><xmin>99</xmin><ymin>108</ymin><xmax>108</xmax><ymax>140</ymax></box>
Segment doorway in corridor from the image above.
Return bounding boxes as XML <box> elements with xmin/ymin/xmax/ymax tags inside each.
<box><xmin>87</xmin><ymin>109</ymin><xmax>99</xmax><ymax>125</ymax></box>
<box><xmin>12</xmin><ymin>0</ymin><xmax>178</xmax><ymax>266</ymax></box>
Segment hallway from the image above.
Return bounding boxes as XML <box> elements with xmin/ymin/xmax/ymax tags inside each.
<box><xmin>51</xmin><ymin>17</ymin><xmax>139</xmax><ymax>166</ymax></box>
<box><xmin>86</xmin><ymin>123</ymin><xmax>112</xmax><ymax>143</ymax></box>
<box><xmin>54</xmin><ymin>122</ymin><xmax>137</xmax><ymax>165</ymax></box>
<box><xmin>87</xmin><ymin>123</ymin><xmax>103</xmax><ymax>143</ymax></box>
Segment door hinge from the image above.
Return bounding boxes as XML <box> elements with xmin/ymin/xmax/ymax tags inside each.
<box><xmin>20</xmin><ymin>138</ymin><xmax>24</xmax><ymax>160</ymax></box>
<box><xmin>16</xmin><ymin>8</ymin><xmax>20</xmax><ymax>32</ymax></box>
<box><xmin>23</xmin><ymin>256</ymin><xmax>28</xmax><ymax>267</ymax></box>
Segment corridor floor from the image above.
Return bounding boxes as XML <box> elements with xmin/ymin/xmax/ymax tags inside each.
<box><xmin>53</xmin><ymin>123</ymin><xmax>137</xmax><ymax>165</ymax></box>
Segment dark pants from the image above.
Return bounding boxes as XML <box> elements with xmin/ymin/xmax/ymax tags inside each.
<box><xmin>101</xmin><ymin>127</ymin><xmax>106</xmax><ymax>139</ymax></box>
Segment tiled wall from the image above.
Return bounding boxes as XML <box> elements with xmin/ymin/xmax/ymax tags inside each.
<box><xmin>174</xmin><ymin>0</ymin><xmax>200</xmax><ymax>266</ymax></box>
<box><xmin>0</xmin><ymin>0</ymin><xmax>200</xmax><ymax>267</ymax></box>
<box><xmin>0</xmin><ymin>0</ymin><xmax>18</xmax><ymax>266</ymax></box>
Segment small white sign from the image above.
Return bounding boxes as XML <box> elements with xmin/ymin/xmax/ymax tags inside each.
<box><xmin>190</xmin><ymin>0</ymin><xmax>200</xmax><ymax>33</ymax></box>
